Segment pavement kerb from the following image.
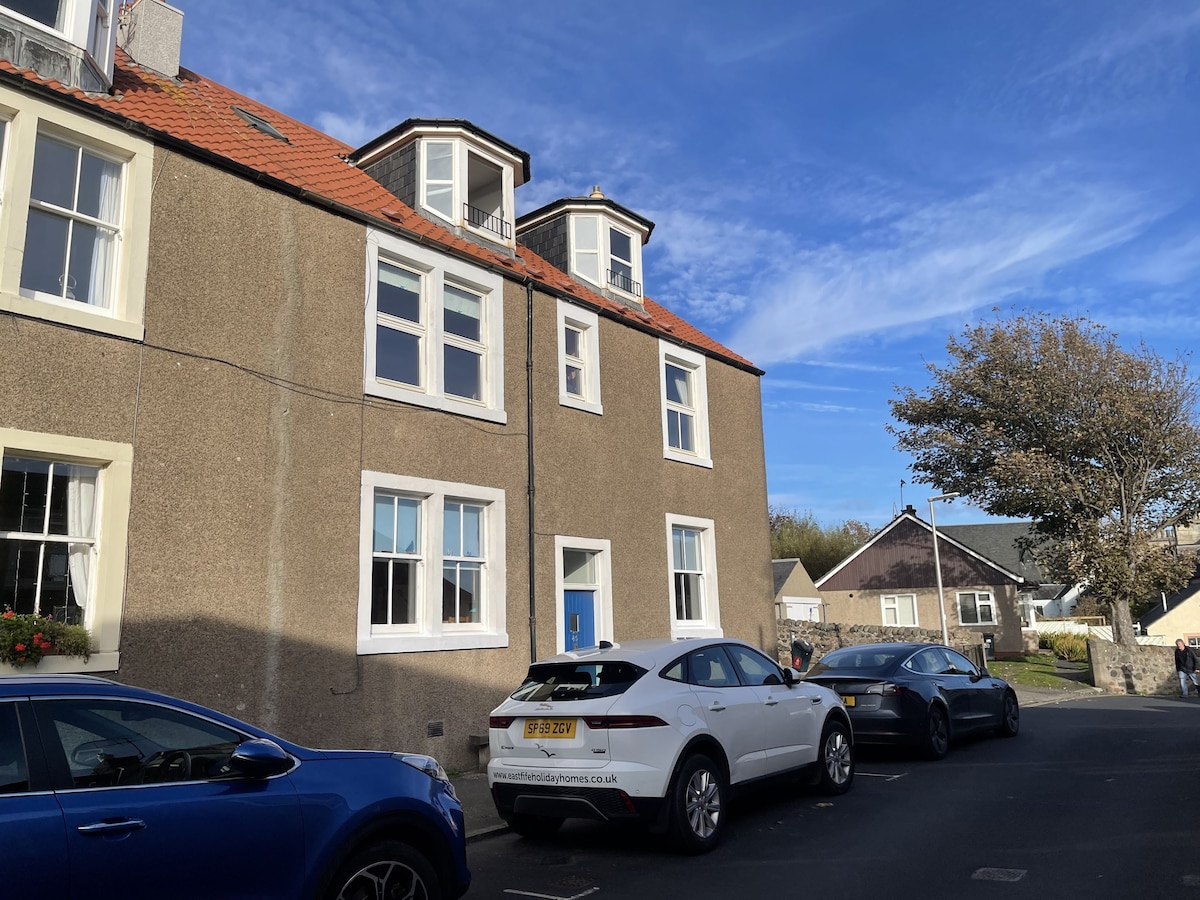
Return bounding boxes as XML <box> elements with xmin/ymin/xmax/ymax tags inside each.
<box><xmin>450</xmin><ymin>772</ymin><xmax>509</xmax><ymax>842</ymax></box>
<box><xmin>1013</xmin><ymin>685</ymin><xmax>1105</xmax><ymax>707</ymax></box>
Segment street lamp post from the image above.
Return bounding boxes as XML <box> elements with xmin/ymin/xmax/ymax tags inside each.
<box><xmin>928</xmin><ymin>492</ymin><xmax>961</xmax><ymax>645</ymax></box>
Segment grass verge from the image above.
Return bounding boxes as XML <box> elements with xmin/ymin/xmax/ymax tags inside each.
<box><xmin>987</xmin><ymin>654</ymin><xmax>1092</xmax><ymax>690</ymax></box>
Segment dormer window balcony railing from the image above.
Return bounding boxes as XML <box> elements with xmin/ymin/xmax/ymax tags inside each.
<box><xmin>607</xmin><ymin>268</ymin><xmax>642</xmax><ymax>298</ymax></box>
<box><xmin>464</xmin><ymin>203</ymin><xmax>511</xmax><ymax>240</ymax></box>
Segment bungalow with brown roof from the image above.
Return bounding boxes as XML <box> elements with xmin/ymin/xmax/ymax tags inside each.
<box><xmin>0</xmin><ymin>0</ymin><xmax>774</xmax><ymax>769</ymax></box>
<box><xmin>815</xmin><ymin>507</ymin><xmax>1033</xmax><ymax>658</ymax></box>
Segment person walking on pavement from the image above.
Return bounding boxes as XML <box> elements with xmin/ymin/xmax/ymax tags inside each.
<box><xmin>1175</xmin><ymin>639</ymin><xmax>1199</xmax><ymax>697</ymax></box>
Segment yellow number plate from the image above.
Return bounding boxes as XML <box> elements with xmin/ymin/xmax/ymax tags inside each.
<box><xmin>523</xmin><ymin>718</ymin><xmax>577</xmax><ymax>739</ymax></box>
<box><xmin>841</xmin><ymin>696</ymin><xmax>856</xmax><ymax>707</ymax></box>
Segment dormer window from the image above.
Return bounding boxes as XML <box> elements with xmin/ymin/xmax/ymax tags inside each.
<box><xmin>517</xmin><ymin>189</ymin><xmax>654</xmax><ymax>305</ymax></box>
<box><xmin>568</xmin><ymin>214</ymin><xmax>642</xmax><ymax>299</ymax></box>
<box><xmin>3</xmin><ymin>0</ymin><xmax>115</xmax><ymax>77</ymax></box>
<box><xmin>419</xmin><ymin>139</ymin><xmax>512</xmax><ymax>240</ymax></box>
<box><xmin>352</xmin><ymin>120</ymin><xmax>531</xmax><ymax>251</ymax></box>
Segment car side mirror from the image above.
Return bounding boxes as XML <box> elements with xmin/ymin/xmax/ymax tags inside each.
<box><xmin>228</xmin><ymin>738</ymin><xmax>293</xmax><ymax>779</ymax></box>
<box><xmin>783</xmin><ymin>667</ymin><xmax>800</xmax><ymax>686</ymax></box>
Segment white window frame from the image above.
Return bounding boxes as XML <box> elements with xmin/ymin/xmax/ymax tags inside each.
<box><xmin>553</xmin><ymin>535</ymin><xmax>614</xmax><ymax>655</ymax></box>
<box><xmin>0</xmin><ymin>86</ymin><xmax>152</xmax><ymax>340</ymax></box>
<box><xmin>365</xmin><ymin>228</ymin><xmax>506</xmax><ymax>424</ymax></box>
<box><xmin>569</xmin><ymin>214</ymin><xmax>602</xmax><ymax>288</ymax></box>
<box><xmin>956</xmin><ymin>590</ymin><xmax>997</xmax><ymax>625</ymax></box>
<box><xmin>606</xmin><ymin>223</ymin><xmax>639</xmax><ymax>298</ymax></box>
<box><xmin>556</xmin><ymin>299</ymin><xmax>602</xmax><ymax>415</ymax></box>
<box><xmin>666</xmin><ymin>513</ymin><xmax>721</xmax><ymax>639</ymax></box>
<box><xmin>881</xmin><ymin>593</ymin><xmax>919</xmax><ymax>627</ymax></box>
<box><xmin>568</xmin><ymin>212</ymin><xmax>643</xmax><ymax>300</ymax></box>
<box><xmin>358</xmin><ymin>471</ymin><xmax>507</xmax><ymax>654</ymax></box>
<box><xmin>22</xmin><ymin>130</ymin><xmax>124</xmax><ymax>310</ymax></box>
<box><xmin>4</xmin><ymin>0</ymin><xmax>114</xmax><ymax>71</ymax></box>
<box><xmin>0</xmin><ymin>427</ymin><xmax>129</xmax><ymax>673</ymax></box>
<box><xmin>658</xmin><ymin>341</ymin><xmax>712</xmax><ymax>468</ymax></box>
<box><xmin>416</xmin><ymin>136</ymin><xmax>516</xmax><ymax>247</ymax></box>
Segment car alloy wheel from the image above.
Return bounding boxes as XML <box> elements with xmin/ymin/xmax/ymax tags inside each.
<box><xmin>332</xmin><ymin>840</ymin><xmax>437</xmax><ymax>900</ymax></box>
<box><xmin>686</xmin><ymin>769</ymin><xmax>721</xmax><ymax>838</ymax></box>
<box><xmin>817</xmin><ymin>719</ymin><xmax>854</xmax><ymax>794</ymax></box>
<box><xmin>997</xmin><ymin>691</ymin><xmax>1020</xmax><ymax>738</ymax></box>
<box><xmin>669</xmin><ymin>753</ymin><xmax>727</xmax><ymax>854</ymax></box>
<box><xmin>922</xmin><ymin>705</ymin><xmax>950</xmax><ymax>760</ymax></box>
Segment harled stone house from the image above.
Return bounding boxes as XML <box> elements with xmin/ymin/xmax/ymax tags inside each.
<box><xmin>0</xmin><ymin>0</ymin><xmax>774</xmax><ymax>769</ymax></box>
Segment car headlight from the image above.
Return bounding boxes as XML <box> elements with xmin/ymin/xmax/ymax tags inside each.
<box><xmin>394</xmin><ymin>753</ymin><xmax>450</xmax><ymax>784</ymax></box>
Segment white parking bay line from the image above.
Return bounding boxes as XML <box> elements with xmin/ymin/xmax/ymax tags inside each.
<box><xmin>972</xmin><ymin>868</ymin><xmax>1027</xmax><ymax>882</ymax></box>
<box><xmin>504</xmin><ymin>888</ymin><xmax>600</xmax><ymax>900</ymax></box>
<box><xmin>856</xmin><ymin>771</ymin><xmax>908</xmax><ymax>781</ymax></box>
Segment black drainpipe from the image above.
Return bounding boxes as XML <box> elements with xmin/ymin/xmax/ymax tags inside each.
<box><xmin>526</xmin><ymin>281</ymin><xmax>538</xmax><ymax>663</ymax></box>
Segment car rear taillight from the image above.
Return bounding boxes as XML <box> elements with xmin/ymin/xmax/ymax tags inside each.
<box><xmin>489</xmin><ymin>716</ymin><xmax>515</xmax><ymax>729</ymax></box>
<box><xmin>583</xmin><ymin>715</ymin><xmax>668</xmax><ymax>729</ymax></box>
<box><xmin>865</xmin><ymin>682</ymin><xmax>907</xmax><ymax>696</ymax></box>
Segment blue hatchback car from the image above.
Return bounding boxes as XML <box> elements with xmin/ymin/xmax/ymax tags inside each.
<box><xmin>0</xmin><ymin>674</ymin><xmax>470</xmax><ymax>900</ymax></box>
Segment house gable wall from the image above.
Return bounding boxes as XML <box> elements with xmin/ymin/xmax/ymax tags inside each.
<box><xmin>821</xmin><ymin>517</ymin><xmax>1012</xmax><ymax>592</ymax></box>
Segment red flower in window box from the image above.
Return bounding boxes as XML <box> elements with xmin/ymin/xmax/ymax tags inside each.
<box><xmin>0</xmin><ymin>607</ymin><xmax>92</xmax><ymax>669</ymax></box>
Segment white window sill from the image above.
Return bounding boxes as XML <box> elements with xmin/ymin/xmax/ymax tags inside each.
<box><xmin>559</xmin><ymin>393</ymin><xmax>603</xmax><ymax>416</ymax></box>
<box><xmin>366</xmin><ymin>381</ymin><xmax>507</xmax><ymax>425</ymax></box>
<box><xmin>0</xmin><ymin>651</ymin><xmax>119</xmax><ymax>676</ymax></box>
<box><xmin>670</xmin><ymin>625</ymin><xmax>723</xmax><ymax>640</ymax></box>
<box><xmin>0</xmin><ymin>292</ymin><xmax>143</xmax><ymax>341</ymax></box>
<box><xmin>663</xmin><ymin>447</ymin><xmax>713</xmax><ymax>468</ymax></box>
<box><xmin>358</xmin><ymin>632</ymin><xmax>509</xmax><ymax>654</ymax></box>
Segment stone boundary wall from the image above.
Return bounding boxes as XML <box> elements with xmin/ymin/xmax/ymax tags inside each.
<box><xmin>1087</xmin><ymin>639</ymin><xmax>1178</xmax><ymax>695</ymax></box>
<box><xmin>777</xmin><ymin>620</ymin><xmax>985</xmax><ymax>669</ymax></box>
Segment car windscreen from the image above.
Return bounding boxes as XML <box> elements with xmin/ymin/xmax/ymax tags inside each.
<box><xmin>511</xmin><ymin>662</ymin><xmax>648</xmax><ymax>702</ymax></box>
<box><xmin>807</xmin><ymin>647</ymin><xmax>905</xmax><ymax>676</ymax></box>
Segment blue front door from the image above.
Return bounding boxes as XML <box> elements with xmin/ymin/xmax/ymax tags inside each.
<box><xmin>564</xmin><ymin>590</ymin><xmax>596</xmax><ymax>650</ymax></box>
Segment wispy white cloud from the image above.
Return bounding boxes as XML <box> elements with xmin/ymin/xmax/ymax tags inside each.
<box><xmin>1119</xmin><ymin>233</ymin><xmax>1200</xmax><ymax>286</ymax></box>
<box><xmin>795</xmin><ymin>359</ymin><xmax>903</xmax><ymax>373</ymax></box>
<box><xmin>762</xmin><ymin>378</ymin><xmax>864</xmax><ymax>393</ymax></box>
<box><xmin>764</xmin><ymin>400</ymin><xmax>864</xmax><ymax>414</ymax></box>
<box><xmin>727</xmin><ymin>170</ymin><xmax>1165</xmax><ymax>365</ymax></box>
<box><xmin>1038</xmin><ymin>5</ymin><xmax>1200</xmax><ymax>78</ymax></box>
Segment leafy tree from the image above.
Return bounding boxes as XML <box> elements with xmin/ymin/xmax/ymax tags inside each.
<box><xmin>769</xmin><ymin>507</ymin><xmax>873</xmax><ymax>580</ymax></box>
<box><xmin>889</xmin><ymin>312</ymin><xmax>1200</xmax><ymax>645</ymax></box>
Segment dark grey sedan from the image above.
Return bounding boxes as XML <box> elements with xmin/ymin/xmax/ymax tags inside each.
<box><xmin>804</xmin><ymin>642</ymin><xmax>1019</xmax><ymax>759</ymax></box>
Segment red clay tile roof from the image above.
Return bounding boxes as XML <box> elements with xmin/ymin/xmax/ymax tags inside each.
<box><xmin>0</xmin><ymin>51</ymin><xmax>758</xmax><ymax>373</ymax></box>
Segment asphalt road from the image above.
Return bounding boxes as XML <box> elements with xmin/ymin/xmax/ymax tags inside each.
<box><xmin>466</xmin><ymin>694</ymin><xmax>1200</xmax><ymax>900</ymax></box>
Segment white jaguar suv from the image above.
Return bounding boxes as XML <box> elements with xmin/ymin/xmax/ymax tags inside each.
<box><xmin>487</xmin><ymin>637</ymin><xmax>853</xmax><ymax>853</ymax></box>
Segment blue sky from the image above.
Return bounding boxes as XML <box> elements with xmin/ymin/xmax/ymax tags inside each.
<box><xmin>173</xmin><ymin>0</ymin><xmax>1200</xmax><ymax>529</ymax></box>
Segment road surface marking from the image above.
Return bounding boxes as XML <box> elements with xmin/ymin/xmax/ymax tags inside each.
<box><xmin>972</xmin><ymin>868</ymin><xmax>1027</xmax><ymax>882</ymax></box>
<box><xmin>505</xmin><ymin>888</ymin><xmax>600</xmax><ymax>900</ymax></box>
<box><xmin>857</xmin><ymin>771</ymin><xmax>908</xmax><ymax>781</ymax></box>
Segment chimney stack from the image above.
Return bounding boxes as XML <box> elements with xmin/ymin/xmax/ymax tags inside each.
<box><xmin>118</xmin><ymin>0</ymin><xmax>183</xmax><ymax>79</ymax></box>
